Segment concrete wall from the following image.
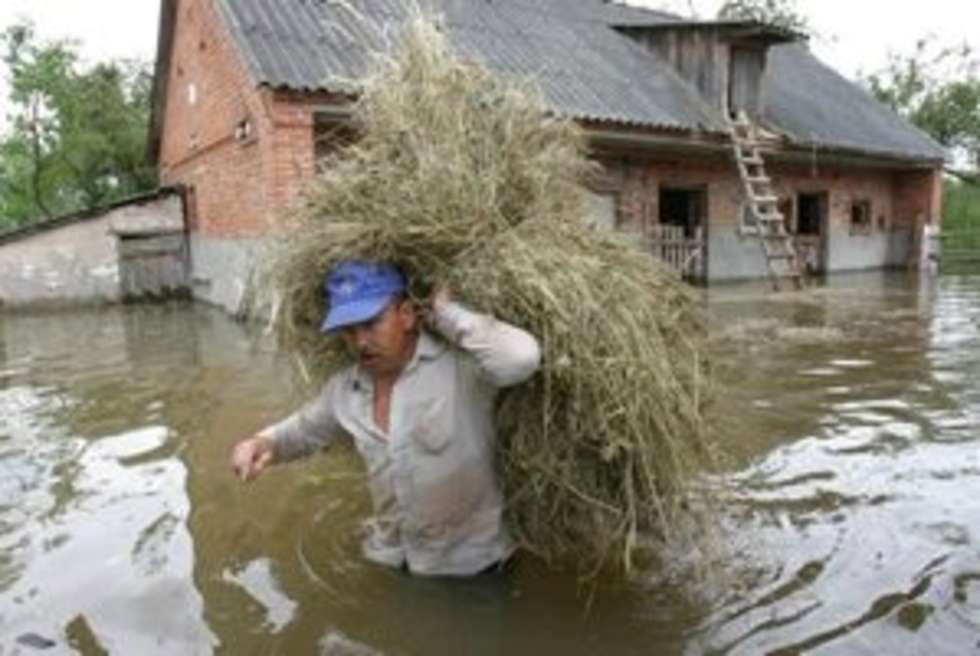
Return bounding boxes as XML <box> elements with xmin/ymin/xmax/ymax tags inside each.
<box><xmin>826</xmin><ymin>226</ymin><xmax>914</xmax><ymax>271</ymax></box>
<box><xmin>0</xmin><ymin>193</ymin><xmax>184</xmax><ymax>307</ymax></box>
<box><xmin>0</xmin><ymin>218</ymin><xmax>119</xmax><ymax>306</ymax></box>
<box><xmin>188</xmin><ymin>233</ymin><xmax>266</xmax><ymax>315</ymax></box>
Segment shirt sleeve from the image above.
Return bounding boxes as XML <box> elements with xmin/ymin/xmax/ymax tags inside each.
<box><xmin>258</xmin><ymin>375</ymin><xmax>345</xmax><ymax>462</ymax></box>
<box><xmin>431</xmin><ymin>301</ymin><xmax>541</xmax><ymax>388</ymax></box>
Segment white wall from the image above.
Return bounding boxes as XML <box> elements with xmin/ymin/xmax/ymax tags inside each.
<box><xmin>0</xmin><ymin>193</ymin><xmax>184</xmax><ymax>307</ymax></box>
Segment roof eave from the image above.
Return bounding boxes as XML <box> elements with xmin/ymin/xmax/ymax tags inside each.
<box><xmin>615</xmin><ymin>19</ymin><xmax>804</xmax><ymax>45</ymax></box>
<box><xmin>774</xmin><ymin>138</ymin><xmax>945</xmax><ymax>169</ymax></box>
<box><xmin>0</xmin><ymin>187</ymin><xmax>184</xmax><ymax>247</ymax></box>
<box><xmin>586</xmin><ymin>122</ymin><xmax>943</xmax><ymax>169</ymax></box>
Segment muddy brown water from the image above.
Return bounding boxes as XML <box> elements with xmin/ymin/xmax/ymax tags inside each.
<box><xmin>2</xmin><ymin>272</ymin><xmax>979</xmax><ymax>655</ymax></box>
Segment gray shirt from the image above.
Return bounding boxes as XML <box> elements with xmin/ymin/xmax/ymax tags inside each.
<box><xmin>262</xmin><ymin>302</ymin><xmax>541</xmax><ymax>576</ymax></box>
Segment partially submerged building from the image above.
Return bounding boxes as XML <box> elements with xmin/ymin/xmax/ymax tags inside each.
<box><xmin>0</xmin><ymin>189</ymin><xmax>187</xmax><ymax>307</ymax></box>
<box><xmin>149</xmin><ymin>0</ymin><xmax>945</xmax><ymax>313</ymax></box>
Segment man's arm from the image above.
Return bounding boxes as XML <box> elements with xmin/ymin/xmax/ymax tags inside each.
<box><xmin>430</xmin><ymin>287</ymin><xmax>541</xmax><ymax>388</ymax></box>
<box><xmin>230</xmin><ymin>376</ymin><xmax>345</xmax><ymax>481</ymax></box>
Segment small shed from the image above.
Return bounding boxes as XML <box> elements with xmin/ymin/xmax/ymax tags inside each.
<box><xmin>0</xmin><ymin>188</ymin><xmax>188</xmax><ymax>307</ymax></box>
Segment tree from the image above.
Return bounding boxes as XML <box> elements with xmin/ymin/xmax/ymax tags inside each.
<box><xmin>865</xmin><ymin>38</ymin><xmax>980</xmax><ymax>174</ymax></box>
<box><xmin>716</xmin><ymin>0</ymin><xmax>811</xmax><ymax>35</ymax></box>
<box><xmin>0</xmin><ymin>22</ymin><xmax>157</xmax><ymax>228</ymax></box>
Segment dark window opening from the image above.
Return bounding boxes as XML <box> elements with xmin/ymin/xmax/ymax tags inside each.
<box><xmin>314</xmin><ymin>122</ymin><xmax>358</xmax><ymax>163</ymax></box>
<box><xmin>850</xmin><ymin>199</ymin><xmax>872</xmax><ymax>233</ymax></box>
<box><xmin>659</xmin><ymin>187</ymin><xmax>705</xmax><ymax>238</ymax></box>
<box><xmin>797</xmin><ymin>193</ymin><xmax>825</xmax><ymax>236</ymax></box>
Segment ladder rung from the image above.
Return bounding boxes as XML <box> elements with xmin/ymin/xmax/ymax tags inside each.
<box><xmin>730</xmin><ymin>119</ymin><xmax>808</xmax><ymax>291</ymax></box>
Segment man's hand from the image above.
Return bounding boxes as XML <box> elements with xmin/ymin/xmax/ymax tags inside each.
<box><xmin>230</xmin><ymin>435</ymin><xmax>275</xmax><ymax>482</ymax></box>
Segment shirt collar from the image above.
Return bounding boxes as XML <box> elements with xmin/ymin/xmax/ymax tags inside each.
<box><xmin>406</xmin><ymin>330</ymin><xmax>445</xmax><ymax>371</ymax></box>
<box><xmin>350</xmin><ymin>330</ymin><xmax>445</xmax><ymax>391</ymax></box>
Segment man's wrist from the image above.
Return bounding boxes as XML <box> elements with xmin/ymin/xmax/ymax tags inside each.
<box><xmin>254</xmin><ymin>431</ymin><xmax>278</xmax><ymax>462</ymax></box>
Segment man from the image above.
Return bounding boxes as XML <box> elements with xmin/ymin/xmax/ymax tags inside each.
<box><xmin>230</xmin><ymin>261</ymin><xmax>541</xmax><ymax>577</ymax></box>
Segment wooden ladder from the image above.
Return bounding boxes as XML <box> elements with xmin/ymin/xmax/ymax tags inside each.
<box><xmin>729</xmin><ymin>113</ymin><xmax>804</xmax><ymax>291</ymax></box>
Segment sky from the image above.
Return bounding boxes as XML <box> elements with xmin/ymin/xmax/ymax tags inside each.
<box><xmin>0</xmin><ymin>0</ymin><xmax>977</xmax><ymax>125</ymax></box>
<box><xmin>640</xmin><ymin>0</ymin><xmax>980</xmax><ymax>78</ymax></box>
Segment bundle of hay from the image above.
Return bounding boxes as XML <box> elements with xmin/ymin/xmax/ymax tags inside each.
<box><xmin>260</xmin><ymin>17</ymin><xmax>716</xmax><ymax>576</ymax></box>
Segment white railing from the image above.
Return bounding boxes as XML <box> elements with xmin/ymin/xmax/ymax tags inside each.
<box><xmin>645</xmin><ymin>224</ymin><xmax>706</xmax><ymax>280</ymax></box>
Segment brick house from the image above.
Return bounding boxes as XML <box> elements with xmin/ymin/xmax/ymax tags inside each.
<box><xmin>149</xmin><ymin>0</ymin><xmax>945</xmax><ymax>312</ymax></box>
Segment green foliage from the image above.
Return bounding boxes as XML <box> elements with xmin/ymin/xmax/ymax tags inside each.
<box><xmin>865</xmin><ymin>38</ymin><xmax>980</xmax><ymax>168</ymax></box>
<box><xmin>944</xmin><ymin>180</ymin><xmax>980</xmax><ymax>232</ymax></box>
<box><xmin>0</xmin><ymin>22</ymin><xmax>157</xmax><ymax>228</ymax></box>
<box><xmin>940</xmin><ymin>180</ymin><xmax>980</xmax><ymax>273</ymax></box>
<box><xmin>716</xmin><ymin>0</ymin><xmax>810</xmax><ymax>34</ymax></box>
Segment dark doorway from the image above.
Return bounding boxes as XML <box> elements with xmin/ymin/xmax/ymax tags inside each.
<box><xmin>797</xmin><ymin>193</ymin><xmax>826</xmax><ymax>236</ymax></box>
<box><xmin>795</xmin><ymin>192</ymin><xmax>828</xmax><ymax>274</ymax></box>
<box><xmin>659</xmin><ymin>187</ymin><xmax>705</xmax><ymax>238</ymax></box>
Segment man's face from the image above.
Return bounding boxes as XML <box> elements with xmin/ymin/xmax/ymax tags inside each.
<box><xmin>341</xmin><ymin>298</ymin><xmax>418</xmax><ymax>377</ymax></box>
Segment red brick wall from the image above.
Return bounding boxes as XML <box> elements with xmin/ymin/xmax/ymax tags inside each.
<box><xmin>893</xmin><ymin>169</ymin><xmax>944</xmax><ymax>229</ymax></box>
<box><xmin>157</xmin><ymin>0</ymin><xmax>322</xmax><ymax>237</ymax></box>
<box><xmin>594</xmin><ymin>153</ymin><xmax>941</xmax><ymax>237</ymax></box>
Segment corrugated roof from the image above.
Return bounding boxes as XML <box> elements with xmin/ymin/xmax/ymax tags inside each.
<box><xmin>215</xmin><ymin>0</ymin><xmax>725</xmax><ymax>132</ymax></box>
<box><xmin>764</xmin><ymin>45</ymin><xmax>946</xmax><ymax>161</ymax></box>
<box><xmin>210</xmin><ymin>0</ymin><xmax>943</xmax><ymax>161</ymax></box>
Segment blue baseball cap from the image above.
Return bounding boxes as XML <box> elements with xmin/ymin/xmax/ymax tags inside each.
<box><xmin>321</xmin><ymin>261</ymin><xmax>406</xmax><ymax>332</ymax></box>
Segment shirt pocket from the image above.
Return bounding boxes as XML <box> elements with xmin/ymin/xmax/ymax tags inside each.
<box><xmin>410</xmin><ymin>395</ymin><xmax>452</xmax><ymax>454</ymax></box>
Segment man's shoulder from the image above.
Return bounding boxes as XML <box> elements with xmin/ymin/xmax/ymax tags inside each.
<box><xmin>417</xmin><ymin>329</ymin><xmax>450</xmax><ymax>362</ymax></box>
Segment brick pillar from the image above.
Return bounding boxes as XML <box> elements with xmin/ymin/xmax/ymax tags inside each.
<box><xmin>265</xmin><ymin>98</ymin><xmax>316</xmax><ymax>230</ymax></box>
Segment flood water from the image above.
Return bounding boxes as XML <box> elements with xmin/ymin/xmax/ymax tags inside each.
<box><xmin>2</xmin><ymin>272</ymin><xmax>979</xmax><ymax>655</ymax></box>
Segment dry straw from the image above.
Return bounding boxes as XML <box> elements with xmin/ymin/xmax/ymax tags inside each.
<box><xmin>259</xmin><ymin>16</ymin><xmax>718</xmax><ymax>577</ymax></box>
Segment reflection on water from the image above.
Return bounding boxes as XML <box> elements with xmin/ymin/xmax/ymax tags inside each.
<box><xmin>1</xmin><ymin>273</ymin><xmax>979</xmax><ymax>654</ymax></box>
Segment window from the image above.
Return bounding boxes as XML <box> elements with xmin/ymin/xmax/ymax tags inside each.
<box><xmin>850</xmin><ymin>199</ymin><xmax>872</xmax><ymax>234</ymax></box>
<box><xmin>314</xmin><ymin>122</ymin><xmax>358</xmax><ymax>164</ymax></box>
<box><xmin>659</xmin><ymin>187</ymin><xmax>705</xmax><ymax>238</ymax></box>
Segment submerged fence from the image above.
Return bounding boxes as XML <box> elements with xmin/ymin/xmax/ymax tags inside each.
<box><xmin>645</xmin><ymin>225</ymin><xmax>706</xmax><ymax>281</ymax></box>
